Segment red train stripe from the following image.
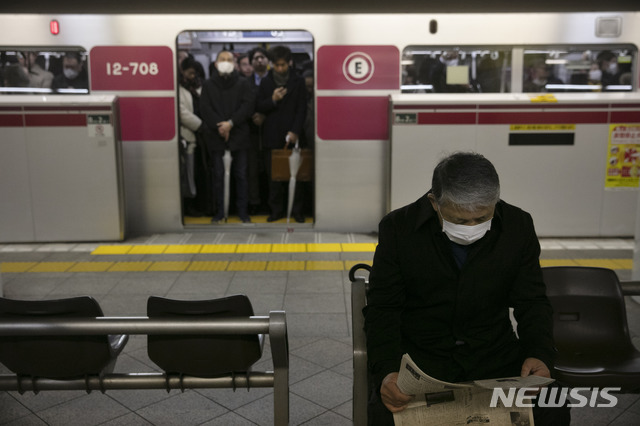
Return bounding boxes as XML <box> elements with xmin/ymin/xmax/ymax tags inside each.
<box><xmin>24</xmin><ymin>114</ymin><xmax>87</xmax><ymax>127</ymax></box>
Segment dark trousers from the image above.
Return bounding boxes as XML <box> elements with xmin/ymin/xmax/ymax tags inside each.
<box><xmin>212</xmin><ymin>149</ymin><xmax>249</xmax><ymax>218</ymax></box>
<box><xmin>367</xmin><ymin>381</ymin><xmax>571</xmax><ymax>426</ymax></box>
<box><xmin>264</xmin><ymin>149</ymin><xmax>304</xmax><ymax>217</ymax></box>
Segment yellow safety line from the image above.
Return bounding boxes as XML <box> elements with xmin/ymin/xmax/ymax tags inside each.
<box><xmin>91</xmin><ymin>242</ymin><xmax>378</xmax><ymax>255</ymax></box>
<box><xmin>0</xmin><ymin>259</ymin><xmax>632</xmax><ymax>273</ymax></box>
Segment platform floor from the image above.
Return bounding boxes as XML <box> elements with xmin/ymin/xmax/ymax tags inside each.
<box><xmin>0</xmin><ymin>232</ymin><xmax>638</xmax><ymax>426</ymax></box>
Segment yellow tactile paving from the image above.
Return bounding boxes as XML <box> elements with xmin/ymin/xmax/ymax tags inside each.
<box><xmin>68</xmin><ymin>262</ymin><xmax>114</xmax><ymax>272</ymax></box>
<box><xmin>342</xmin><ymin>243</ymin><xmax>377</xmax><ymax>252</ymax></box>
<box><xmin>147</xmin><ymin>261</ymin><xmax>191</xmax><ymax>272</ymax></box>
<box><xmin>107</xmin><ymin>262</ymin><xmax>152</xmax><ymax>272</ymax></box>
<box><xmin>91</xmin><ymin>245</ymin><xmax>132</xmax><ymax>255</ymax></box>
<box><xmin>200</xmin><ymin>244</ymin><xmax>237</xmax><ymax>253</ymax></box>
<box><xmin>306</xmin><ymin>261</ymin><xmax>345</xmax><ymax>271</ymax></box>
<box><xmin>0</xmin><ymin>262</ymin><xmax>38</xmax><ymax>273</ymax></box>
<box><xmin>227</xmin><ymin>261</ymin><xmax>267</xmax><ymax>271</ymax></box>
<box><xmin>128</xmin><ymin>245</ymin><xmax>168</xmax><ymax>255</ymax></box>
<box><xmin>188</xmin><ymin>261</ymin><xmax>229</xmax><ymax>271</ymax></box>
<box><xmin>28</xmin><ymin>262</ymin><xmax>76</xmax><ymax>272</ymax></box>
<box><xmin>236</xmin><ymin>244</ymin><xmax>271</xmax><ymax>253</ymax></box>
<box><xmin>573</xmin><ymin>259</ymin><xmax>624</xmax><ymax>269</ymax></box>
<box><xmin>539</xmin><ymin>259</ymin><xmax>580</xmax><ymax>267</ymax></box>
<box><xmin>267</xmin><ymin>261</ymin><xmax>306</xmax><ymax>271</ymax></box>
<box><xmin>271</xmin><ymin>244</ymin><xmax>307</xmax><ymax>253</ymax></box>
<box><xmin>164</xmin><ymin>245</ymin><xmax>202</xmax><ymax>254</ymax></box>
<box><xmin>307</xmin><ymin>243</ymin><xmax>342</xmax><ymax>252</ymax></box>
<box><xmin>611</xmin><ymin>259</ymin><xmax>633</xmax><ymax>269</ymax></box>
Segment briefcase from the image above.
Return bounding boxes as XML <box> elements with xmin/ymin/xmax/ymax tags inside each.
<box><xmin>271</xmin><ymin>149</ymin><xmax>314</xmax><ymax>182</ymax></box>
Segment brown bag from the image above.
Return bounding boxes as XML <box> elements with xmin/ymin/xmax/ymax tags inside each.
<box><xmin>271</xmin><ymin>149</ymin><xmax>314</xmax><ymax>182</ymax></box>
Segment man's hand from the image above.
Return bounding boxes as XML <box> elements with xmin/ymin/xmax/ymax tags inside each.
<box><xmin>217</xmin><ymin>121</ymin><xmax>232</xmax><ymax>142</ymax></box>
<box><xmin>272</xmin><ymin>87</ymin><xmax>287</xmax><ymax>102</ymax></box>
<box><xmin>285</xmin><ymin>131</ymin><xmax>298</xmax><ymax>147</ymax></box>
<box><xmin>252</xmin><ymin>112</ymin><xmax>265</xmax><ymax>126</ymax></box>
<box><xmin>520</xmin><ymin>357</ymin><xmax>551</xmax><ymax>396</ymax></box>
<box><xmin>380</xmin><ymin>372</ymin><xmax>414</xmax><ymax>413</ymax></box>
<box><xmin>520</xmin><ymin>357</ymin><xmax>550</xmax><ymax>378</ymax></box>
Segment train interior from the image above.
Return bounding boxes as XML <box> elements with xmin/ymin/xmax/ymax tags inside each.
<box><xmin>176</xmin><ymin>30</ymin><xmax>315</xmax><ymax>228</ymax></box>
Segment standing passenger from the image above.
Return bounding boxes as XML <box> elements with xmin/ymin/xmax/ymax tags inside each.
<box><xmin>200</xmin><ymin>50</ymin><xmax>254</xmax><ymax>223</ymax></box>
<box><xmin>256</xmin><ymin>45</ymin><xmax>307</xmax><ymax>223</ymax></box>
<box><xmin>51</xmin><ymin>52</ymin><xmax>88</xmax><ymax>91</ymax></box>
<box><xmin>247</xmin><ymin>47</ymin><xmax>270</xmax><ymax>214</ymax></box>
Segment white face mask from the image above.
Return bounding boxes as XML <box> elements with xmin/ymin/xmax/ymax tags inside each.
<box><xmin>442</xmin><ymin>218</ymin><xmax>492</xmax><ymax>246</ymax></box>
<box><xmin>216</xmin><ymin>61</ymin><xmax>234</xmax><ymax>75</ymax></box>
<box><xmin>608</xmin><ymin>62</ymin><xmax>618</xmax><ymax>74</ymax></box>
<box><xmin>589</xmin><ymin>69</ymin><xmax>602</xmax><ymax>81</ymax></box>
<box><xmin>63</xmin><ymin>68</ymin><xmax>79</xmax><ymax>80</ymax></box>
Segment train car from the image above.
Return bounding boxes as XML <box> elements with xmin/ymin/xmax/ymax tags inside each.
<box><xmin>0</xmin><ymin>9</ymin><xmax>639</xmax><ymax>242</ymax></box>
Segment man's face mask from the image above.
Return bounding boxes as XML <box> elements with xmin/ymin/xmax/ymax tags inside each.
<box><xmin>436</xmin><ymin>205</ymin><xmax>493</xmax><ymax>245</ymax></box>
<box><xmin>441</xmin><ymin>218</ymin><xmax>492</xmax><ymax>245</ymax></box>
<box><xmin>63</xmin><ymin>68</ymin><xmax>79</xmax><ymax>80</ymax></box>
<box><xmin>216</xmin><ymin>61</ymin><xmax>234</xmax><ymax>76</ymax></box>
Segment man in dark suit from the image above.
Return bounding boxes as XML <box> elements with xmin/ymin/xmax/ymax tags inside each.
<box><xmin>255</xmin><ymin>45</ymin><xmax>307</xmax><ymax>223</ymax></box>
<box><xmin>200</xmin><ymin>50</ymin><xmax>254</xmax><ymax>223</ymax></box>
<box><xmin>365</xmin><ymin>152</ymin><xmax>570</xmax><ymax>425</ymax></box>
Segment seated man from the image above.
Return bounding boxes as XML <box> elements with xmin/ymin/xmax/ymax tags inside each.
<box><xmin>364</xmin><ymin>152</ymin><xmax>570</xmax><ymax>425</ymax></box>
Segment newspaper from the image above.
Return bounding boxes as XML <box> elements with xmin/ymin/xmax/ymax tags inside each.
<box><xmin>393</xmin><ymin>354</ymin><xmax>554</xmax><ymax>426</ymax></box>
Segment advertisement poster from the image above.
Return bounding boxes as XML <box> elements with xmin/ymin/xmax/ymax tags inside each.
<box><xmin>605</xmin><ymin>124</ymin><xmax>640</xmax><ymax>189</ymax></box>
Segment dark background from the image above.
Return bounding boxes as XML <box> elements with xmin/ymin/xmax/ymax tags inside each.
<box><xmin>1</xmin><ymin>0</ymin><xmax>638</xmax><ymax>14</ymax></box>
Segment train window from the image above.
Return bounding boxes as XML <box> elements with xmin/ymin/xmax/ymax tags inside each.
<box><xmin>0</xmin><ymin>48</ymin><xmax>89</xmax><ymax>94</ymax></box>
<box><xmin>402</xmin><ymin>47</ymin><xmax>512</xmax><ymax>93</ymax></box>
<box><xmin>176</xmin><ymin>30</ymin><xmax>315</xmax><ymax>226</ymax></box>
<box><xmin>522</xmin><ymin>46</ymin><xmax>635</xmax><ymax>92</ymax></box>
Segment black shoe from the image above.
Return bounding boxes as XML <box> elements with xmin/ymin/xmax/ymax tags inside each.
<box><xmin>293</xmin><ymin>214</ymin><xmax>305</xmax><ymax>223</ymax></box>
<box><xmin>211</xmin><ymin>215</ymin><xmax>225</xmax><ymax>224</ymax></box>
<box><xmin>267</xmin><ymin>214</ymin><xmax>283</xmax><ymax>222</ymax></box>
<box><xmin>240</xmin><ymin>215</ymin><xmax>252</xmax><ymax>223</ymax></box>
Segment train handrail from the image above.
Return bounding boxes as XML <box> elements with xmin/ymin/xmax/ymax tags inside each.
<box><xmin>0</xmin><ymin>312</ymin><xmax>289</xmax><ymax>426</ymax></box>
<box><xmin>621</xmin><ymin>280</ymin><xmax>640</xmax><ymax>296</ymax></box>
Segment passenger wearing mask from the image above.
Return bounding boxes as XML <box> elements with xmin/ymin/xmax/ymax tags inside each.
<box><xmin>256</xmin><ymin>45</ymin><xmax>307</xmax><ymax>223</ymax></box>
<box><xmin>51</xmin><ymin>52</ymin><xmax>88</xmax><ymax>91</ymax></box>
<box><xmin>365</xmin><ymin>152</ymin><xmax>571</xmax><ymax>426</ymax></box>
<box><xmin>596</xmin><ymin>51</ymin><xmax>621</xmax><ymax>90</ymax></box>
<box><xmin>523</xmin><ymin>60</ymin><xmax>563</xmax><ymax>93</ymax></box>
<box><xmin>200</xmin><ymin>50</ymin><xmax>254</xmax><ymax>223</ymax></box>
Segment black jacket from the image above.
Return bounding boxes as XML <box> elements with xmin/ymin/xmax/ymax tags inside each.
<box><xmin>255</xmin><ymin>71</ymin><xmax>307</xmax><ymax>149</ymax></box>
<box><xmin>200</xmin><ymin>69</ymin><xmax>254</xmax><ymax>152</ymax></box>
<box><xmin>364</xmin><ymin>193</ymin><xmax>555</xmax><ymax>388</ymax></box>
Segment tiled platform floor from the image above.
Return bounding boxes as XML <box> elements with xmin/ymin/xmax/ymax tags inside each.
<box><xmin>0</xmin><ymin>232</ymin><xmax>638</xmax><ymax>425</ymax></box>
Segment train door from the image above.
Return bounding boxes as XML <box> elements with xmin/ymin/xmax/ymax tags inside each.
<box><xmin>176</xmin><ymin>30</ymin><xmax>314</xmax><ymax>228</ymax></box>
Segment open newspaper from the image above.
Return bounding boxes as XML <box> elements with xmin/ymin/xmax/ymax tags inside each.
<box><xmin>393</xmin><ymin>354</ymin><xmax>554</xmax><ymax>426</ymax></box>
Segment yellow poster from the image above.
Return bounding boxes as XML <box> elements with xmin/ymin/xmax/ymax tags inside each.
<box><xmin>605</xmin><ymin>124</ymin><xmax>640</xmax><ymax>189</ymax></box>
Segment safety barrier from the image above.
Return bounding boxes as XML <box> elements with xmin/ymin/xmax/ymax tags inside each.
<box><xmin>0</xmin><ymin>312</ymin><xmax>289</xmax><ymax>426</ymax></box>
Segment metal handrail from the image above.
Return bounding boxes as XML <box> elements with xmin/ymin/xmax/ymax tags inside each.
<box><xmin>621</xmin><ymin>280</ymin><xmax>640</xmax><ymax>296</ymax></box>
<box><xmin>0</xmin><ymin>311</ymin><xmax>289</xmax><ymax>426</ymax></box>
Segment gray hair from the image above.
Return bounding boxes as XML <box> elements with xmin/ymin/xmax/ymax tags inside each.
<box><xmin>431</xmin><ymin>152</ymin><xmax>500</xmax><ymax>211</ymax></box>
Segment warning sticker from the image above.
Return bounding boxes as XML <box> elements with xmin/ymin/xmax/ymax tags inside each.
<box><xmin>605</xmin><ymin>124</ymin><xmax>640</xmax><ymax>189</ymax></box>
<box><xmin>87</xmin><ymin>114</ymin><xmax>113</xmax><ymax>138</ymax></box>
